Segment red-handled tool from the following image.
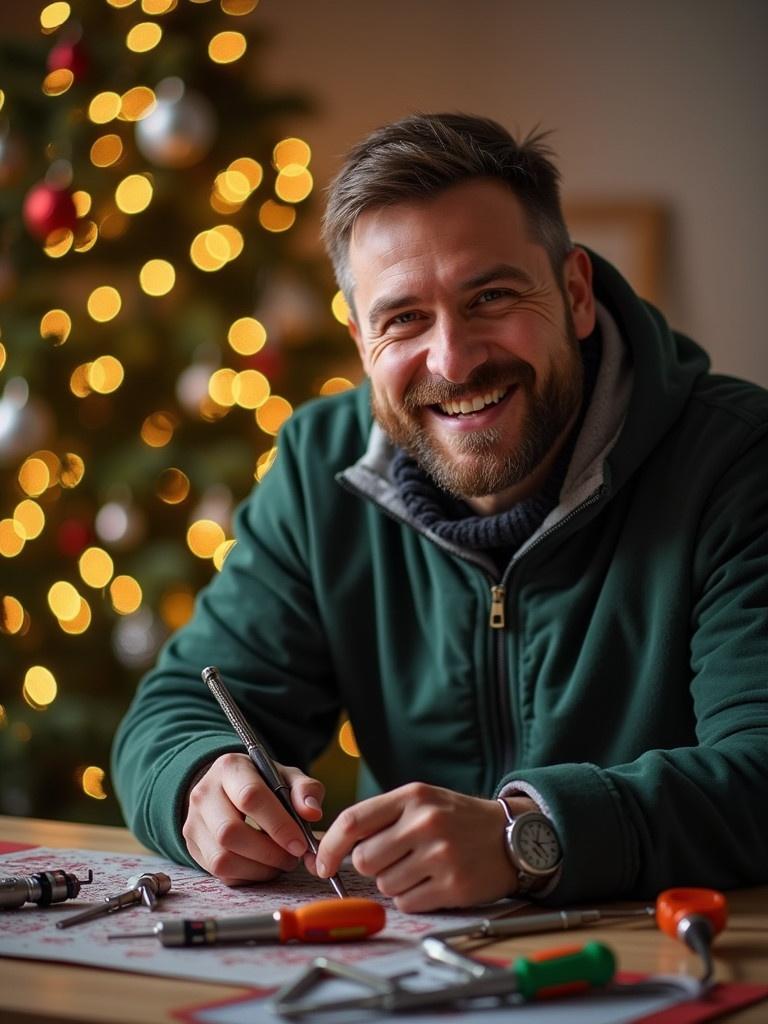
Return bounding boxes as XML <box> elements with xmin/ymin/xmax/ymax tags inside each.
<box><xmin>656</xmin><ymin>887</ymin><xmax>727</xmax><ymax>982</ymax></box>
<box><xmin>108</xmin><ymin>897</ymin><xmax>385</xmax><ymax>946</ymax></box>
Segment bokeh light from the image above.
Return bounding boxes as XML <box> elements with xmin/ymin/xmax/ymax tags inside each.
<box><xmin>258</xmin><ymin>200</ymin><xmax>295</xmax><ymax>233</ymax></box>
<box><xmin>331</xmin><ymin>290</ymin><xmax>350</xmax><ymax>325</ymax></box>
<box><xmin>59</xmin><ymin>453</ymin><xmax>85</xmax><ymax>488</ymax></box>
<box><xmin>0</xmin><ymin>596</ymin><xmax>25</xmax><ymax>635</ymax></box>
<box><xmin>139</xmin><ymin>258</ymin><xmax>176</xmax><ymax>296</ymax></box>
<box><xmin>159</xmin><ymin>586</ymin><xmax>195</xmax><ymax>629</ymax></box>
<box><xmin>47</xmin><ymin>580</ymin><xmax>81</xmax><ymax>621</ymax></box>
<box><xmin>208</xmin><ymin>30</ymin><xmax>247</xmax><ymax>63</ymax></box>
<box><xmin>274</xmin><ymin>165</ymin><xmax>313</xmax><ymax>203</ymax></box>
<box><xmin>90</xmin><ymin>133</ymin><xmax>124</xmax><ymax>167</ymax></box>
<box><xmin>59</xmin><ymin>597</ymin><xmax>92</xmax><ymax>635</ymax></box>
<box><xmin>80</xmin><ymin>765</ymin><xmax>107</xmax><ymax>799</ymax></box>
<box><xmin>120</xmin><ymin>86</ymin><xmax>156</xmax><ymax>121</ymax></box>
<box><xmin>228</xmin><ymin>317</ymin><xmax>266</xmax><ymax>355</ymax></box>
<box><xmin>78</xmin><ymin>547</ymin><xmax>114</xmax><ymax>588</ymax></box>
<box><xmin>87</xmin><ymin>285</ymin><xmax>122</xmax><ymax>322</ymax></box>
<box><xmin>319</xmin><ymin>377</ymin><xmax>354</xmax><ymax>396</ymax></box>
<box><xmin>141</xmin><ymin>411</ymin><xmax>176</xmax><ymax>446</ymax></box>
<box><xmin>256</xmin><ymin>395</ymin><xmax>292</xmax><ymax>435</ymax></box>
<box><xmin>232</xmin><ymin>369</ymin><xmax>269</xmax><ymax>409</ymax></box>
<box><xmin>13</xmin><ymin>500</ymin><xmax>45</xmax><ymax>540</ymax></box>
<box><xmin>42</xmin><ymin>69</ymin><xmax>74</xmax><ymax>97</ymax></box>
<box><xmin>115</xmin><ymin>173</ymin><xmax>153</xmax><ymax>214</ymax></box>
<box><xmin>40</xmin><ymin>1</ymin><xmax>70</xmax><ymax>31</ymax></box>
<box><xmin>88</xmin><ymin>355</ymin><xmax>125</xmax><ymax>393</ymax></box>
<box><xmin>187</xmin><ymin>519</ymin><xmax>225</xmax><ymax>558</ymax></box>
<box><xmin>273</xmin><ymin>137</ymin><xmax>311</xmax><ymax>170</ymax></box>
<box><xmin>88</xmin><ymin>92</ymin><xmax>122</xmax><ymax>124</ymax></box>
<box><xmin>0</xmin><ymin>520</ymin><xmax>25</xmax><ymax>558</ymax></box>
<box><xmin>110</xmin><ymin>575</ymin><xmax>143</xmax><ymax>614</ymax></box>
<box><xmin>23</xmin><ymin>666</ymin><xmax>57</xmax><ymax>709</ymax></box>
<box><xmin>126</xmin><ymin>22</ymin><xmax>163</xmax><ymax>52</ymax></box>
<box><xmin>157</xmin><ymin>468</ymin><xmax>190</xmax><ymax>504</ymax></box>
<box><xmin>40</xmin><ymin>309</ymin><xmax>72</xmax><ymax>345</ymax></box>
<box><xmin>338</xmin><ymin>720</ymin><xmax>360</xmax><ymax>758</ymax></box>
<box><xmin>208</xmin><ymin>367</ymin><xmax>237</xmax><ymax>406</ymax></box>
<box><xmin>18</xmin><ymin>458</ymin><xmax>50</xmax><ymax>497</ymax></box>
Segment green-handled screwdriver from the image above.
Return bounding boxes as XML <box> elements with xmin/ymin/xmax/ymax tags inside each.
<box><xmin>273</xmin><ymin>941</ymin><xmax>616</xmax><ymax>1017</ymax></box>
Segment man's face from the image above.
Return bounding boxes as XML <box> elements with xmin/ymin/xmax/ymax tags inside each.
<box><xmin>346</xmin><ymin>179</ymin><xmax>596</xmax><ymax>512</ymax></box>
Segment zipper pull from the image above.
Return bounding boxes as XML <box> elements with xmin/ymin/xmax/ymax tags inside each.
<box><xmin>489</xmin><ymin>584</ymin><xmax>506</xmax><ymax>629</ymax></box>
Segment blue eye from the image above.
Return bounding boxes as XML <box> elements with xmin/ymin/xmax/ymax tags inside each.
<box><xmin>390</xmin><ymin>311</ymin><xmax>420</xmax><ymax>325</ymax></box>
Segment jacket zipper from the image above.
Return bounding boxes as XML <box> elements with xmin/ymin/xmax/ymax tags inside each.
<box><xmin>488</xmin><ymin>486</ymin><xmax>607</xmax><ymax>775</ymax></box>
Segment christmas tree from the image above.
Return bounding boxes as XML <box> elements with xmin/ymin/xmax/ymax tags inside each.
<box><xmin>0</xmin><ymin>0</ymin><xmax>359</xmax><ymax>826</ymax></box>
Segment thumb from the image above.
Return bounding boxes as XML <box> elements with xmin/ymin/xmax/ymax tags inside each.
<box><xmin>282</xmin><ymin>765</ymin><xmax>325</xmax><ymax>820</ymax></box>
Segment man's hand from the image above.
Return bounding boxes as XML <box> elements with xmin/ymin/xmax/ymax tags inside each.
<box><xmin>313</xmin><ymin>782</ymin><xmax>537</xmax><ymax>912</ymax></box>
<box><xmin>183</xmin><ymin>752</ymin><xmax>325</xmax><ymax>885</ymax></box>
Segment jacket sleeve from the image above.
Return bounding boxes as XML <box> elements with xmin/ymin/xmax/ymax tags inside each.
<box><xmin>498</xmin><ymin>428</ymin><xmax>768</xmax><ymax>904</ymax></box>
<box><xmin>110</xmin><ymin>420</ymin><xmax>341</xmax><ymax>866</ymax></box>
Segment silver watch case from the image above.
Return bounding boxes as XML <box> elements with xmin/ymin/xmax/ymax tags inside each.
<box><xmin>499</xmin><ymin>804</ymin><xmax>562</xmax><ymax>892</ymax></box>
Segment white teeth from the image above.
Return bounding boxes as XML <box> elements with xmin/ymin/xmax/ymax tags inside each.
<box><xmin>438</xmin><ymin>387</ymin><xmax>507</xmax><ymax>417</ymax></box>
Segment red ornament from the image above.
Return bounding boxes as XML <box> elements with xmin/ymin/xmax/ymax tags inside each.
<box><xmin>23</xmin><ymin>182</ymin><xmax>78</xmax><ymax>241</ymax></box>
<box><xmin>57</xmin><ymin>519</ymin><xmax>93</xmax><ymax>558</ymax></box>
<box><xmin>245</xmin><ymin>346</ymin><xmax>284</xmax><ymax>381</ymax></box>
<box><xmin>47</xmin><ymin>39</ymin><xmax>89</xmax><ymax>81</ymax></box>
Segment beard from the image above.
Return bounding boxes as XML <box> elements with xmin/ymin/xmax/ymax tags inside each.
<box><xmin>371</xmin><ymin>314</ymin><xmax>585</xmax><ymax>500</ymax></box>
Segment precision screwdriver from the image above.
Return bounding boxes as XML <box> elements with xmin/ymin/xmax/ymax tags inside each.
<box><xmin>656</xmin><ymin>887</ymin><xmax>727</xmax><ymax>983</ymax></box>
<box><xmin>201</xmin><ymin>665</ymin><xmax>348</xmax><ymax>900</ymax></box>
<box><xmin>0</xmin><ymin>868</ymin><xmax>93</xmax><ymax>909</ymax></box>
<box><xmin>107</xmin><ymin>897</ymin><xmax>385</xmax><ymax>946</ymax></box>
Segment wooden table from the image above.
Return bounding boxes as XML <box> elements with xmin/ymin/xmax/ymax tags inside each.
<box><xmin>1</xmin><ymin>815</ymin><xmax>767</xmax><ymax>1022</ymax></box>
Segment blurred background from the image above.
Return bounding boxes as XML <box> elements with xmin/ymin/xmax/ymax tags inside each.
<box><xmin>1</xmin><ymin>0</ymin><xmax>766</xmax><ymax>829</ymax></box>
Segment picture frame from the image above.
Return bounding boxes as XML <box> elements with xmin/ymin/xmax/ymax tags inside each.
<box><xmin>564</xmin><ymin>200</ymin><xmax>669</xmax><ymax>307</ymax></box>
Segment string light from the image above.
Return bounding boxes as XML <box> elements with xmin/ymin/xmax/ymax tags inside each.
<box><xmin>207</xmin><ymin>367</ymin><xmax>236</xmax><ymax>405</ymax></box>
<box><xmin>187</xmin><ymin>519</ymin><xmax>225</xmax><ymax>558</ymax></box>
<box><xmin>0</xmin><ymin>520</ymin><xmax>25</xmax><ymax>558</ymax></box>
<box><xmin>255</xmin><ymin>446</ymin><xmax>278</xmax><ymax>480</ymax></box>
<box><xmin>72</xmin><ymin>191</ymin><xmax>92</xmax><ymax>216</ymax></box>
<box><xmin>40</xmin><ymin>309</ymin><xmax>72</xmax><ymax>345</ymax></box>
<box><xmin>338</xmin><ymin>720</ymin><xmax>360</xmax><ymax>758</ymax></box>
<box><xmin>159</xmin><ymin>587</ymin><xmax>195</xmax><ymax>629</ymax></box>
<box><xmin>22</xmin><ymin>667</ymin><xmax>57</xmax><ymax>709</ymax></box>
<box><xmin>256</xmin><ymin>395</ymin><xmax>292</xmax><ymax>435</ymax></box>
<box><xmin>78</xmin><ymin>547</ymin><xmax>114</xmax><ymax>588</ymax></box>
<box><xmin>208</xmin><ymin>30</ymin><xmax>247</xmax><ymax>63</ymax></box>
<box><xmin>274</xmin><ymin>165</ymin><xmax>313</xmax><ymax>204</ymax></box>
<box><xmin>232</xmin><ymin>369</ymin><xmax>269</xmax><ymax>409</ymax></box>
<box><xmin>119</xmin><ymin>86</ymin><xmax>156</xmax><ymax>121</ymax></box>
<box><xmin>88</xmin><ymin>92</ymin><xmax>122</xmax><ymax>124</ymax></box>
<box><xmin>319</xmin><ymin>377</ymin><xmax>354</xmax><ymax>396</ymax></box>
<box><xmin>59</xmin><ymin>597</ymin><xmax>92</xmax><ymax>634</ymax></box>
<box><xmin>115</xmin><ymin>173</ymin><xmax>153</xmax><ymax>214</ymax></box>
<box><xmin>13</xmin><ymin>500</ymin><xmax>45</xmax><ymax>540</ymax></box>
<box><xmin>0</xmin><ymin>342</ymin><xmax>6</xmax><ymax>371</ymax></box>
<box><xmin>126</xmin><ymin>23</ymin><xmax>163</xmax><ymax>52</ymax></box>
<box><xmin>1</xmin><ymin>596</ymin><xmax>25</xmax><ymax>635</ymax></box>
<box><xmin>139</xmin><ymin>258</ymin><xmax>175</xmax><ymax>296</ymax></box>
<box><xmin>273</xmin><ymin>137</ymin><xmax>311</xmax><ymax>169</ymax></box>
<box><xmin>258</xmin><ymin>200</ymin><xmax>295</xmax><ymax>233</ymax></box>
<box><xmin>227</xmin><ymin>317</ymin><xmax>266</xmax><ymax>355</ymax></box>
<box><xmin>87</xmin><ymin>285</ymin><xmax>122</xmax><ymax>322</ymax></box>
<box><xmin>331</xmin><ymin>290</ymin><xmax>350</xmax><ymax>325</ymax></box>
<box><xmin>18</xmin><ymin>458</ymin><xmax>50</xmax><ymax>497</ymax></box>
<box><xmin>40</xmin><ymin>3</ymin><xmax>71</xmax><ymax>33</ymax></box>
<box><xmin>80</xmin><ymin>766</ymin><xmax>107</xmax><ymax>799</ymax></box>
<box><xmin>42</xmin><ymin>69</ymin><xmax>74</xmax><ymax>97</ymax></box>
<box><xmin>91</xmin><ymin>133</ymin><xmax>124</xmax><ymax>167</ymax></box>
<box><xmin>157</xmin><ymin>468</ymin><xmax>190</xmax><ymax>504</ymax></box>
<box><xmin>59</xmin><ymin>453</ymin><xmax>85</xmax><ymax>488</ymax></box>
<box><xmin>221</xmin><ymin>0</ymin><xmax>258</xmax><ymax>13</ymax></box>
<box><xmin>140</xmin><ymin>411</ymin><xmax>176</xmax><ymax>446</ymax></box>
<box><xmin>142</xmin><ymin>0</ymin><xmax>178</xmax><ymax>12</ymax></box>
<box><xmin>43</xmin><ymin>229</ymin><xmax>74</xmax><ymax>258</ymax></box>
<box><xmin>110</xmin><ymin>575</ymin><xmax>142</xmax><ymax>614</ymax></box>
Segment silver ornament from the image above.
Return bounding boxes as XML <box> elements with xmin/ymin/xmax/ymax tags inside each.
<box><xmin>135</xmin><ymin>78</ymin><xmax>216</xmax><ymax>169</ymax></box>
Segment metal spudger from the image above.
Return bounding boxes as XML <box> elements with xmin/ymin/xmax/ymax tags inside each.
<box><xmin>201</xmin><ymin>665</ymin><xmax>348</xmax><ymax>899</ymax></box>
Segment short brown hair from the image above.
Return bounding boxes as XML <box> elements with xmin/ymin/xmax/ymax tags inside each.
<box><xmin>322</xmin><ymin>112</ymin><xmax>572</xmax><ymax>307</ymax></box>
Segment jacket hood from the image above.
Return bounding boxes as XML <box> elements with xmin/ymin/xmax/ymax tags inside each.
<box><xmin>588</xmin><ymin>250</ymin><xmax>710</xmax><ymax>494</ymax></box>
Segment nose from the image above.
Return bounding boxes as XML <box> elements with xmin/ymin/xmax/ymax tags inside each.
<box><xmin>424</xmin><ymin>315</ymin><xmax>488</xmax><ymax>384</ymax></box>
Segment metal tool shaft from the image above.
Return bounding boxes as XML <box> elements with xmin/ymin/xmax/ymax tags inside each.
<box><xmin>202</xmin><ymin>665</ymin><xmax>347</xmax><ymax>899</ymax></box>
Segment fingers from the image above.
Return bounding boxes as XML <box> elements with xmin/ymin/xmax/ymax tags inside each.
<box><xmin>183</xmin><ymin>751</ymin><xmax>325</xmax><ymax>883</ymax></box>
<box><xmin>317</xmin><ymin>783</ymin><xmax>519</xmax><ymax>912</ymax></box>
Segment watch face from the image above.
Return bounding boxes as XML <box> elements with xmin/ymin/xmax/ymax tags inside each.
<box><xmin>516</xmin><ymin>816</ymin><xmax>561</xmax><ymax>872</ymax></box>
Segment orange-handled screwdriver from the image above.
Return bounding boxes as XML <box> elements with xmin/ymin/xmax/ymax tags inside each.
<box><xmin>656</xmin><ymin>887</ymin><xmax>727</xmax><ymax>982</ymax></box>
<box><xmin>108</xmin><ymin>897</ymin><xmax>385</xmax><ymax>947</ymax></box>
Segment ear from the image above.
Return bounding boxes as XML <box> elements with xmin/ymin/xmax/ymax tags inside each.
<box><xmin>563</xmin><ymin>246</ymin><xmax>596</xmax><ymax>340</ymax></box>
<box><xmin>347</xmin><ymin>315</ymin><xmax>370</xmax><ymax>375</ymax></box>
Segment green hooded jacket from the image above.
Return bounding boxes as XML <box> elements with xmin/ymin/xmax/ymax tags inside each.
<box><xmin>112</xmin><ymin>253</ymin><xmax>768</xmax><ymax>904</ymax></box>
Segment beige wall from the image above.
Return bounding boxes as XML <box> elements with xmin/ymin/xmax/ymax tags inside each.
<box><xmin>259</xmin><ymin>0</ymin><xmax>768</xmax><ymax>387</ymax></box>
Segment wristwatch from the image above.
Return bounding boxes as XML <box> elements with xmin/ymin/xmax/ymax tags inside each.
<box><xmin>497</xmin><ymin>797</ymin><xmax>562</xmax><ymax>895</ymax></box>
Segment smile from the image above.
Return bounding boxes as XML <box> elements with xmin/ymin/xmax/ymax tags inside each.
<box><xmin>436</xmin><ymin>387</ymin><xmax>508</xmax><ymax>417</ymax></box>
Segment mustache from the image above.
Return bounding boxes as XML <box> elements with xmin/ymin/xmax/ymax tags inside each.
<box><xmin>402</xmin><ymin>360</ymin><xmax>534</xmax><ymax>411</ymax></box>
